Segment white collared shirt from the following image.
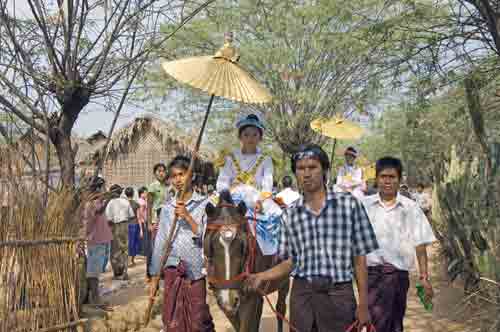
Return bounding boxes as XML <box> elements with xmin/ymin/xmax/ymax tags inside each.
<box><xmin>414</xmin><ymin>191</ymin><xmax>431</xmax><ymax>211</ymax></box>
<box><xmin>361</xmin><ymin>194</ymin><xmax>436</xmax><ymax>271</ymax></box>
<box><xmin>105</xmin><ymin>197</ymin><xmax>135</xmax><ymax>224</ymax></box>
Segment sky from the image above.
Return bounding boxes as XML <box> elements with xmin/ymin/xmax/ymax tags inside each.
<box><xmin>7</xmin><ymin>0</ymin><xmax>175</xmax><ymax>137</ymax></box>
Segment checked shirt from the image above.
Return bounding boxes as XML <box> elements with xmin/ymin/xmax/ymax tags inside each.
<box><xmin>278</xmin><ymin>190</ymin><xmax>379</xmax><ymax>282</ymax></box>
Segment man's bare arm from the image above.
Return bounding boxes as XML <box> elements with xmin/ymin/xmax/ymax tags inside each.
<box><xmin>354</xmin><ymin>255</ymin><xmax>371</xmax><ymax>329</ymax></box>
<box><xmin>416</xmin><ymin>244</ymin><xmax>429</xmax><ymax>277</ymax></box>
<box><xmin>353</xmin><ymin>255</ymin><xmax>369</xmax><ymax>308</ymax></box>
<box><xmin>260</xmin><ymin>258</ymin><xmax>293</xmax><ymax>281</ymax></box>
<box><xmin>246</xmin><ymin>258</ymin><xmax>293</xmax><ymax>291</ymax></box>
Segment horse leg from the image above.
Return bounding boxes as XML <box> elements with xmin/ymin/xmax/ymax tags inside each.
<box><xmin>276</xmin><ymin>279</ymin><xmax>289</xmax><ymax>332</ymax></box>
<box><xmin>238</xmin><ymin>292</ymin><xmax>264</xmax><ymax>332</ymax></box>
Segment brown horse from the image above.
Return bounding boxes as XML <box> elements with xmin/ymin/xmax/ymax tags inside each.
<box><xmin>203</xmin><ymin>191</ymin><xmax>289</xmax><ymax>332</ymax></box>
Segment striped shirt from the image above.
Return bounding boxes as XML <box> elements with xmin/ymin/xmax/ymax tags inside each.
<box><xmin>278</xmin><ymin>190</ymin><xmax>379</xmax><ymax>282</ymax></box>
<box><xmin>150</xmin><ymin>192</ymin><xmax>208</xmax><ymax>280</ymax></box>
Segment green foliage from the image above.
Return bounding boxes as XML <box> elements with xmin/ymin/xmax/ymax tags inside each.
<box><xmin>147</xmin><ymin>0</ymin><xmax>391</xmax><ymax>153</ymax></box>
<box><xmin>360</xmin><ymin>86</ymin><xmax>475</xmax><ymax>183</ymax></box>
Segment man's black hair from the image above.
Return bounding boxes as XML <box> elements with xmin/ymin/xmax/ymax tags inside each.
<box><xmin>168</xmin><ymin>155</ymin><xmax>191</xmax><ymax>172</ymax></box>
<box><xmin>89</xmin><ymin>176</ymin><xmax>105</xmax><ymax>193</ymax></box>
<box><xmin>138</xmin><ymin>186</ymin><xmax>147</xmax><ymax>196</ymax></box>
<box><xmin>153</xmin><ymin>162</ymin><xmax>167</xmax><ymax>173</ymax></box>
<box><xmin>290</xmin><ymin>144</ymin><xmax>330</xmax><ymax>182</ymax></box>
<box><xmin>375</xmin><ymin>156</ymin><xmax>403</xmax><ymax>179</ymax></box>
<box><xmin>109</xmin><ymin>184</ymin><xmax>123</xmax><ymax>195</ymax></box>
<box><xmin>417</xmin><ymin>183</ymin><xmax>424</xmax><ymax>188</ymax></box>
<box><xmin>345</xmin><ymin>146</ymin><xmax>357</xmax><ymax>155</ymax></box>
<box><xmin>282</xmin><ymin>175</ymin><xmax>293</xmax><ymax>188</ymax></box>
<box><xmin>124</xmin><ymin>187</ymin><xmax>134</xmax><ymax>198</ymax></box>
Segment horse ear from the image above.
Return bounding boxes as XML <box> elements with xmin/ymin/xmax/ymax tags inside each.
<box><xmin>205</xmin><ymin>203</ymin><xmax>217</xmax><ymax>220</ymax></box>
<box><xmin>237</xmin><ymin>201</ymin><xmax>247</xmax><ymax>216</ymax></box>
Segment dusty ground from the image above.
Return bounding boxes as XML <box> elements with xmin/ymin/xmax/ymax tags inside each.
<box><xmin>85</xmin><ymin>246</ymin><xmax>483</xmax><ymax>332</ymax></box>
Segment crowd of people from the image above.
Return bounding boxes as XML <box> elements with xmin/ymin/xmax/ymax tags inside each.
<box><xmin>80</xmin><ymin>113</ymin><xmax>437</xmax><ymax>332</ymax></box>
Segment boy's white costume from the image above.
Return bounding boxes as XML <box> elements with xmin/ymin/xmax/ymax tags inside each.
<box><xmin>335</xmin><ymin>164</ymin><xmax>365</xmax><ymax>199</ymax></box>
<box><xmin>334</xmin><ymin>147</ymin><xmax>365</xmax><ymax>199</ymax></box>
<box><xmin>215</xmin><ymin>115</ymin><xmax>282</xmax><ymax>255</ymax></box>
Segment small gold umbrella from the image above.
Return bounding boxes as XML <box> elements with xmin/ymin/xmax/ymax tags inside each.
<box><xmin>310</xmin><ymin>116</ymin><xmax>364</xmax><ymax>178</ymax></box>
<box><xmin>310</xmin><ymin>116</ymin><xmax>364</xmax><ymax>140</ymax></box>
<box><xmin>145</xmin><ymin>33</ymin><xmax>272</xmax><ymax>326</ymax></box>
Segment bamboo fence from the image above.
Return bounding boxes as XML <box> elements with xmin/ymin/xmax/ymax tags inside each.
<box><xmin>0</xmin><ymin>179</ymin><xmax>85</xmax><ymax>332</ymax></box>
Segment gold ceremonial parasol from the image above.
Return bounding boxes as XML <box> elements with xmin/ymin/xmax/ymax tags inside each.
<box><xmin>310</xmin><ymin>116</ymin><xmax>364</xmax><ymax>178</ymax></box>
<box><xmin>310</xmin><ymin>116</ymin><xmax>364</xmax><ymax>140</ymax></box>
<box><xmin>144</xmin><ymin>33</ymin><xmax>272</xmax><ymax>326</ymax></box>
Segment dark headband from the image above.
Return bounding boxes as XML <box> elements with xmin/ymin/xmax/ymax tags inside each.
<box><xmin>292</xmin><ymin>148</ymin><xmax>323</xmax><ymax>162</ymax></box>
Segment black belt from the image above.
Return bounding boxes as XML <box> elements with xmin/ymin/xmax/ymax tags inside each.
<box><xmin>295</xmin><ymin>276</ymin><xmax>351</xmax><ymax>287</ymax></box>
<box><xmin>368</xmin><ymin>264</ymin><xmax>408</xmax><ymax>274</ymax></box>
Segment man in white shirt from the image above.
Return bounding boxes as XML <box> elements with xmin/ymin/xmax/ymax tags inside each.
<box><xmin>275</xmin><ymin>175</ymin><xmax>301</xmax><ymax>208</ymax></box>
<box><xmin>414</xmin><ymin>183</ymin><xmax>432</xmax><ymax>218</ymax></box>
<box><xmin>361</xmin><ymin>157</ymin><xmax>436</xmax><ymax>332</ymax></box>
<box><xmin>105</xmin><ymin>184</ymin><xmax>135</xmax><ymax>280</ymax></box>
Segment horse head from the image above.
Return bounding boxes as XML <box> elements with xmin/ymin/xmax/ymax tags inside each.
<box><xmin>204</xmin><ymin>190</ymin><xmax>249</xmax><ymax>317</ymax></box>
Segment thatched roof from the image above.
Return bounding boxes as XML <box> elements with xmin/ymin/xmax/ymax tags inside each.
<box><xmin>86</xmin><ymin>116</ymin><xmax>215</xmax><ymax>163</ymax></box>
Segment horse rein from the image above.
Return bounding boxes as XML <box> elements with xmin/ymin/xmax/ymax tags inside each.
<box><xmin>205</xmin><ymin>202</ymin><xmax>258</xmax><ymax>289</ymax></box>
<box><xmin>205</xmin><ymin>202</ymin><xmax>302</xmax><ymax>331</ymax></box>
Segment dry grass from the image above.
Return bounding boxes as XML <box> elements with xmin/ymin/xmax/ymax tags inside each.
<box><xmin>0</xmin><ymin>179</ymin><xmax>84</xmax><ymax>332</ymax></box>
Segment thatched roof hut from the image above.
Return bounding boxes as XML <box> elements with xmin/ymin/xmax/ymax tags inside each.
<box><xmin>82</xmin><ymin>116</ymin><xmax>216</xmax><ymax>188</ymax></box>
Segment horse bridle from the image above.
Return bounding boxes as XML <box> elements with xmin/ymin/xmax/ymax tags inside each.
<box><xmin>205</xmin><ymin>203</ymin><xmax>257</xmax><ymax>290</ymax></box>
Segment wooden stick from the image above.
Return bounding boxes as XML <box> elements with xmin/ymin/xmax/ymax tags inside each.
<box><xmin>0</xmin><ymin>237</ymin><xmax>85</xmax><ymax>247</ymax></box>
<box><xmin>144</xmin><ymin>94</ymin><xmax>215</xmax><ymax>326</ymax></box>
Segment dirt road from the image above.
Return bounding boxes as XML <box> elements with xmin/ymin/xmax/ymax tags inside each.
<box><xmin>88</xmin><ymin>250</ymin><xmax>479</xmax><ymax>332</ymax></box>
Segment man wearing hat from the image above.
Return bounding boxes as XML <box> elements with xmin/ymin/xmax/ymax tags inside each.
<box><xmin>216</xmin><ymin>113</ymin><xmax>282</xmax><ymax>256</ymax></box>
<box><xmin>334</xmin><ymin>146</ymin><xmax>366</xmax><ymax>199</ymax></box>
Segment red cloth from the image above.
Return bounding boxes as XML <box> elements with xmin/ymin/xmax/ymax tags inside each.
<box><xmin>162</xmin><ymin>262</ymin><xmax>214</xmax><ymax>332</ymax></box>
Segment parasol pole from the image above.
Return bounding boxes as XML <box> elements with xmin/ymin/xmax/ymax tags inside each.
<box><xmin>144</xmin><ymin>94</ymin><xmax>215</xmax><ymax>326</ymax></box>
<box><xmin>330</xmin><ymin>138</ymin><xmax>337</xmax><ymax>183</ymax></box>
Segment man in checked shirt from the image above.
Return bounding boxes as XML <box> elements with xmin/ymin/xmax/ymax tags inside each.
<box><xmin>246</xmin><ymin>144</ymin><xmax>379</xmax><ymax>332</ymax></box>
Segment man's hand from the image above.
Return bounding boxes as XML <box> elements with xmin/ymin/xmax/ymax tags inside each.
<box><xmin>355</xmin><ymin>304</ymin><xmax>371</xmax><ymax>331</ymax></box>
<box><xmin>175</xmin><ymin>201</ymin><xmax>190</xmax><ymax>220</ymax></box>
<box><xmin>245</xmin><ymin>273</ymin><xmax>265</xmax><ymax>292</ymax></box>
<box><xmin>421</xmin><ymin>279</ymin><xmax>434</xmax><ymax>303</ymax></box>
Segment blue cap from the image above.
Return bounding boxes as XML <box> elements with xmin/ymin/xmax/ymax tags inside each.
<box><xmin>236</xmin><ymin>114</ymin><xmax>265</xmax><ymax>132</ymax></box>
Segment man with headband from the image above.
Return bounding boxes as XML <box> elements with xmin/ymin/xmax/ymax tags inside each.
<box><xmin>246</xmin><ymin>144</ymin><xmax>379</xmax><ymax>332</ymax></box>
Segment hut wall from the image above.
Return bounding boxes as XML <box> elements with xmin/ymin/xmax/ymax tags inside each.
<box><xmin>102</xmin><ymin>131</ymin><xmax>194</xmax><ymax>188</ymax></box>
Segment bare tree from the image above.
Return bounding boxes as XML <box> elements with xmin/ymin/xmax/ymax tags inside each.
<box><xmin>0</xmin><ymin>0</ymin><xmax>214</xmax><ymax>187</ymax></box>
